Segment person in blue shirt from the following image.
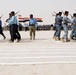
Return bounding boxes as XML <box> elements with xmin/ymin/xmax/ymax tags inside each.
<box><xmin>6</xmin><ymin>13</ymin><xmax>12</xmax><ymax>40</ymax></box>
<box><xmin>61</xmin><ymin>11</ymin><xmax>71</xmax><ymax>42</ymax></box>
<box><xmin>29</xmin><ymin>14</ymin><xmax>37</xmax><ymax>40</ymax></box>
<box><xmin>70</xmin><ymin>13</ymin><xmax>76</xmax><ymax>40</ymax></box>
<box><xmin>54</xmin><ymin>12</ymin><xmax>62</xmax><ymax>41</ymax></box>
<box><xmin>0</xmin><ymin>19</ymin><xmax>6</xmax><ymax>39</ymax></box>
<box><xmin>53</xmin><ymin>13</ymin><xmax>59</xmax><ymax>40</ymax></box>
<box><xmin>7</xmin><ymin>11</ymin><xmax>21</xmax><ymax>42</ymax></box>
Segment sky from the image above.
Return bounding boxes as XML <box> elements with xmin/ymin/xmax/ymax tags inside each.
<box><xmin>0</xmin><ymin>0</ymin><xmax>76</xmax><ymax>25</ymax></box>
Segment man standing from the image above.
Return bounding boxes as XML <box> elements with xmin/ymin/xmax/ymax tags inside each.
<box><xmin>53</xmin><ymin>13</ymin><xmax>59</xmax><ymax>40</ymax></box>
<box><xmin>0</xmin><ymin>18</ymin><xmax>6</xmax><ymax>39</ymax></box>
<box><xmin>6</xmin><ymin>13</ymin><xmax>12</xmax><ymax>39</ymax></box>
<box><xmin>29</xmin><ymin>14</ymin><xmax>37</xmax><ymax>40</ymax></box>
<box><xmin>7</xmin><ymin>11</ymin><xmax>21</xmax><ymax>42</ymax></box>
<box><xmin>62</xmin><ymin>11</ymin><xmax>71</xmax><ymax>42</ymax></box>
<box><xmin>70</xmin><ymin>13</ymin><xmax>76</xmax><ymax>39</ymax></box>
<box><xmin>54</xmin><ymin>12</ymin><xmax>62</xmax><ymax>40</ymax></box>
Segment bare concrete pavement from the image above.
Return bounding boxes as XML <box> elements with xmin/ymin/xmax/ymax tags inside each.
<box><xmin>0</xmin><ymin>31</ymin><xmax>76</xmax><ymax>75</ymax></box>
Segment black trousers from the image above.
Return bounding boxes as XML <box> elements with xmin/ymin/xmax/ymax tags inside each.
<box><xmin>9</xmin><ymin>26</ymin><xmax>17</xmax><ymax>40</ymax></box>
<box><xmin>15</xmin><ymin>25</ymin><xmax>21</xmax><ymax>40</ymax></box>
<box><xmin>10</xmin><ymin>25</ymin><xmax>21</xmax><ymax>41</ymax></box>
<box><xmin>0</xmin><ymin>26</ymin><xmax>6</xmax><ymax>38</ymax></box>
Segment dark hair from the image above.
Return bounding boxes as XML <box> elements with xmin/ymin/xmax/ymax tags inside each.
<box><xmin>30</xmin><ymin>14</ymin><xmax>33</xmax><ymax>16</ymax></box>
<box><xmin>56</xmin><ymin>13</ymin><xmax>59</xmax><ymax>16</ymax></box>
<box><xmin>59</xmin><ymin>12</ymin><xmax>62</xmax><ymax>14</ymax></box>
<box><xmin>9</xmin><ymin>13</ymin><xmax>11</xmax><ymax>15</ymax></box>
<box><xmin>65</xmin><ymin>11</ymin><xmax>69</xmax><ymax>14</ymax></box>
<box><xmin>73</xmin><ymin>13</ymin><xmax>76</xmax><ymax>17</ymax></box>
<box><xmin>11</xmin><ymin>11</ymin><xmax>15</xmax><ymax>15</ymax></box>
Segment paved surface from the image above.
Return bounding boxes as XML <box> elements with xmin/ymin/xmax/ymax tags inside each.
<box><xmin>0</xmin><ymin>31</ymin><xmax>76</xmax><ymax>64</ymax></box>
<box><xmin>0</xmin><ymin>64</ymin><xmax>76</xmax><ymax>75</ymax></box>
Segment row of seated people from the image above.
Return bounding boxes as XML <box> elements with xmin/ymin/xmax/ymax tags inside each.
<box><xmin>3</xmin><ymin>24</ymin><xmax>72</xmax><ymax>31</ymax></box>
<box><xmin>24</xmin><ymin>25</ymin><xmax>52</xmax><ymax>31</ymax></box>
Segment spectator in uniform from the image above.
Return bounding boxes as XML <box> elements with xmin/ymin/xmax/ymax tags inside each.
<box><xmin>29</xmin><ymin>14</ymin><xmax>37</xmax><ymax>40</ymax></box>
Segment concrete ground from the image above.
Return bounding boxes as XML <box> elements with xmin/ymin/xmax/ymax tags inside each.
<box><xmin>0</xmin><ymin>31</ymin><xmax>76</xmax><ymax>75</ymax></box>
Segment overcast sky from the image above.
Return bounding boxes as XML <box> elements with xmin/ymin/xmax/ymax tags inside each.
<box><xmin>0</xmin><ymin>0</ymin><xmax>76</xmax><ymax>25</ymax></box>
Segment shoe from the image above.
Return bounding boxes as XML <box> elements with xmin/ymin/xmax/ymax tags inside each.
<box><xmin>66</xmin><ymin>39</ymin><xmax>70</xmax><ymax>42</ymax></box>
<box><xmin>56</xmin><ymin>37</ymin><xmax>59</xmax><ymax>41</ymax></box>
<box><xmin>61</xmin><ymin>38</ymin><xmax>65</xmax><ymax>42</ymax></box>
<box><xmin>55</xmin><ymin>37</ymin><xmax>61</xmax><ymax>41</ymax></box>
<box><xmin>53</xmin><ymin>36</ymin><xmax>57</xmax><ymax>41</ymax></box>
<box><xmin>9</xmin><ymin>39</ymin><xmax>11</xmax><ymax>41</ymax></box>
<box><xmin>54</xmin><ymin>37</ymin><xmax>57</xmax><ymax>41</ymax></box>
<box><xmin>61</xmin><ymin>38</ymin><xmax>70</xmax><ymax>42</ymax></box>
<box><xmin>9</xmin><ymin>40</ymin><xmax>14</xmax><ymax>43</ymax></box>
<box><xmin>17</xmin><ymin>39</ymin><xmax>21</xmax><ymax>42</ymax></box>
<box><xmin>53</xmin><ymin>36</ymin><xmax>56</xmax><ymax>40</ymax></box>
<box><xmin>33</xmin><ymin>37</ymin><xmax>35</xmax><ymax>40</ymax></box>
<box><xmin>30</xmin><ymin>37</ymin><xmax>32</xmax><ymax>40</ymax></box>
<box><xmin>53</xmin><ymin>36</ymin><xmax>55</xmax><ymax>39</ymax></box>
<box><xmin>4</xmin><ymin>37</ymin><xmax>6</xmax><ymax>40</ymax></box>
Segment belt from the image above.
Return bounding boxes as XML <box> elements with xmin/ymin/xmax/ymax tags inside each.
<box><xmin>63</xmin><ymin>23</ymin><xmax>67</xmax><ymax>25</ymax></box>
<box><xmin>56</xmin><ymin>24</ymin><xmax>61</xmax><ymax>25</ymax></box>
<box><xmin>10</xmin><ymin>24</ymin><xmax>17</xmax><ymax>25</ymax></box>
<box><xmin>29</xmin><ymin>24</ymin><xmax>35</xmax><ymax>26</ymax></box>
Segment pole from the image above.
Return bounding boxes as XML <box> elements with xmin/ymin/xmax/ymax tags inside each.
<box><xmin>15</xmin><ymin>11</ymin><xmax>20</xmax><ymax>15</ymax></box>
<box><xmin>0</xmin><ymin>14</ymin><xmax>4</xmax><ymax>19</ymax></box>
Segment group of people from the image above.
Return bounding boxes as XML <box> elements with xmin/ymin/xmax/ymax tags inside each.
<box><xmin>37</xmin><ymin>25</ymin><xmax>51</xmax><ymax>30</ymax></box>
<box><xmin>0</xmin><ymin>11</ymin><xmax>37</xmax><ymax>43</ymax></box>
<box><xmin>53</xmin><ymin>11</ymin><xmax>76</xmax><ymax>42</ymax></box>
<box><xmin>7</xmin><ymin>12</ymin><xmax>37</xmax><ymax>42</ymax></box>
<box><xmin>0</xmin><ymin>11</ymin><xmax>76</xmax><ymax>43</ymax></box>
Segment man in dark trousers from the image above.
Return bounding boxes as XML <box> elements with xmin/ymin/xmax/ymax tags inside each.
<box><xmin>7</xmin><ymin>11</ymin><xmax>21</xmax><ymax>42</ymax></box>
<box><xmin>0</xmin><ymin>18</ymin><xmax>6</xmax><ymax>39</ymax></box>
<box><xmin>6</xmin><ymin>13</ymin><xmax>21</xmax><ymax>42</ymax></box>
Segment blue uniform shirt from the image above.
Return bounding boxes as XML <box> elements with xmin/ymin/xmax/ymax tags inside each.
<box><xmin>29</xmin><ymin>18</ymin><xmax>37</xmax><ymax>25</ymax></box>
<box><xmin>7</xmin><ymin>16</ymin><xmax>18</xmax><ymax>25</ymax></box>
<box><xmin>56</xmin><ymin>15</ymin><xmax>62</xmax><ymax>25</ymax></box>
<box><xmin>71</xmin><ymin>17</ymin><xmax>76</xmax><ymax>25</ymax></box>
<box><xmin>55</xmin><ymin>16</ymin><xmax>57</xmax><ymax>25</ymax></box>
<box><xmin>63</xmin><ymin>16</ymin><xmax>71</xmax><ymax>24</ymax></box>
